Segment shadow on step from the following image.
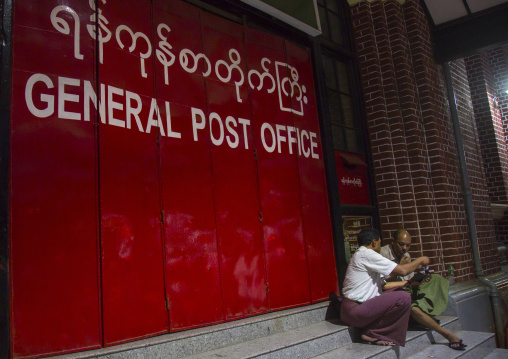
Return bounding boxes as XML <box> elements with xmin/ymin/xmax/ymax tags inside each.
<box><xmin>326</xmin><ymin>292</ymin><xmax>363</xmax><ymax>343</ymax></box>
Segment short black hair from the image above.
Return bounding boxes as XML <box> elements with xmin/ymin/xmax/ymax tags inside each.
<box><xmin>358</xmin><ymin>227</ymin><xmax>380</xmax><ymax>246</ymax></box>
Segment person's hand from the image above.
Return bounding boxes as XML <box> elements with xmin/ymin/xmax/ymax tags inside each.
<box><xmin>409</xmin><ymin>278</ymin><xmax>429</xmax><ymax>287</ymax></box>
<box><xmin>400</xmin><ymin>254</ymin><xmax>411</xmax><ymax>265</ymax></box>
<box><xmin>409</xmin><ymin>272</ymin><xmax>430</xmax><ymax>287</ymax></box>
<box><xmin>418</xmin><ymin>256</ymin><xmax>430</xmax><ymax>265</ymax></box>
<box><xmin>409</xmin><ymin>279</ymin><xmax>422</xmax><ymax>288</ymax></box>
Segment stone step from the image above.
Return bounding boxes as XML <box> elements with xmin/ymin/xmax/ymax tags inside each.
<box><xmin>483</xmin><ymin>348</ymin><xmax>508</xmax><ymax>358</ymax></box>
<box><xmin>182</xmin><ymin>316</ymin><xmax>460</xmax><ymax>359</ymax></box>
<box><xmin>48</xmin><ymin>302</ymin><xmax>500</xmax><ymax>359</ymax></box>
<box><xmin>312</xmin><ymin>330</ymin><xmax>496</xmax><ymax>359</ymax></box>
<box><xmin>184</xmin><ymin>320</ymin><xmax>350</xmax><ymax>359</ymax></box>
<box><xmin>399</xmin><ymin>316</ymin><xmax>462</xmax><ymax>358</ymax></box>
<box><xmin>50</xmin><ymin>302</ymin><xmax>334</xmax><ymax>359</ymax></box>
<box><xmin>406</xmin><ymin>330</ymin><xmax>496</xmax><ymax>358</ymax></box>
<box><xmin>311</xmin><ymin>316</ymin><xmax>461</xmax><ymax>359</ymax></box>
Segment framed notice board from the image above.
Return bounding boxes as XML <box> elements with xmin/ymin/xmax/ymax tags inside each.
<box><xmin>342</xmin><ymin>216</ymin><xmax>372</xmax><ymax>262</ymax></box>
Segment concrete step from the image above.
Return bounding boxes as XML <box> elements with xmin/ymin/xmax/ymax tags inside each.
<box><xmin>50</xmin><ymin>302</ymin><xmax>335</xmax><ymax>359</ymax></box>
<box><xmin>49</xmin><ymin>302</ymin><xmax>502</xmax><ymax>359</ymax></box>
<box><xmin>406</xmin><ymin>330</ymin><xmax>496</xmax><ymax>358</ymax></box>
<box><xmin>314</xmin><ymin>330</ymin><xmax>497</xmax><ymax>359</ymax></box>
<box><xmin>484</xmin><ymin>348</ymin><xmax>508</xmax><ymax>358</ymax></box>
<box><xmin>311</xmin><ymin>316</ymin><xmax>461</xmax><ymax>359</ymax></box>
<box><xmin>184</xmin><ymin>320</ymin><xmax>350</xmax><ymax>359</ymax></box>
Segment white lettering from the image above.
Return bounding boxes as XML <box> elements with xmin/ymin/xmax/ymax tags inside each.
<box><xmin>225</xmin><ymin>116</ymin><xmax>238</xmax><ymax>148</ymax></box>
<box><xmin>287</xmin><ymin>126</ymin><xmax>297</xmax><ymax>155</ymax></box>
<box><xmin>116</xmin><ymin>25</ymin><xmax>152</xmax><ymax>78</ymax></box>
<box><xmin>125</xmin><ymin>91</ymin><xmax>144</xmax><ymax>132</ymax></box>
<box><xmin>146</xmin><ymin>99</ymin><xmax>165</xmax><ymax>136</ymax></box>
<box><xmin>25</xmin><ymin>73</ymin><xmax>54</xmax><ymax>118</ymax></box>
<box><xmin>215</xmin><ymin>49</ymin><xmax>244</xmax><ymax>103</ymax></box>
<box><xmin>191</xmin><ymin>107</ymin><xmax>206</xmax><ymax>141</ymax></box>
<box><xmin>58</xmin><ymin>77</ymin><xmax>81</xmax><ymax>120</ymax></box>
<box><xmin>341</xmin><ymin>177</ymin><xmax>363</xmax><ymax>187</ymax></box>
<box><xmin>275</xmin><ymin>124</ymin><xmax>286</xmax><ymax>154</ymax></box>
<box><xmin>156</xmin><ymin>24</ymin><xmax>176</xmax><ymax>85</ymax></box>
<box><xmin>238</xmin><ymin>118</ymin><xmax>250</xmax><ymax>150</ymax></box>
<box><xmin>261</xmin><ymin>123</ymin><xmax>276</xmax><ymax>153</ymax></box>
<box><xmin>84</xmin><ymin>81</ymin><xmax>106</xmax><ymax>123</ymax></box>
<box><xmin>50</xmin><ymin>6</ymin><xmax>83</xmax><ymax>60</ymax></box>
<box><xmin>301</xmin><ymin>130</ymin><xmax>310</xmax><ymax>158</ymax></box>
<box><xmin>296</xmin><ymin>128</ymin><xmax>301</xmax><ymax>155</ymax></box>
<box><xmin>165</xmin><ymin>102</ymin><xmax>181</xmax><ymax>138</ymax></box>
<box><xmin>108</xmin><ymin>86</ymin><xmax>125</xmax><ymax>128</ymax></box>
<box><xmin>23</xmin><ymin>74</ymin><xmax>321</xmax><ymax>158</ymax></box>
<box><xmin>310</xmin><ymin>132</ymin><xmax>319</xmax><ymax>159</ymax></box>
<box><xmin>209</xmin><ymin>112</ymin><xmax>224</xmax><ymax>146</ymax></box>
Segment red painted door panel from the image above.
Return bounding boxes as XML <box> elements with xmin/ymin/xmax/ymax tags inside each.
<box><xmin>155</xmin><ymin>1</ymin><xmax>224</xmax><ymax>331</ymax></box>
<box><xmin>202</xmin><ymin>15</ymin><xmax>269</xmax><ymax>320</ymax></box>
<box><xmin>285</xmin><ymin>42</ymin><xmax>339</xmax><ymax>301</ymax></box>
<box><xmin>98</xmin><ymin>0</ymin><xmax>168</xmax><ymax>345</ymax></box>
<box><xmin>159</xmin><ymin>102</ymin><xmax>224</xmax><ymax>331</ymax></box>
<box><xmin>98</xmin><ymin>97</ymin><xmax>168</xmax><ymax>346</ymax></box>
<box><xmin>245</xmin><ymin>29</ymin><xmax>311</xmax><ymax>310</ymax></box>
<box><xmin>10</xmin><ymin>1</ymin><xmax>101</xmax><ymax>357</ymax></box>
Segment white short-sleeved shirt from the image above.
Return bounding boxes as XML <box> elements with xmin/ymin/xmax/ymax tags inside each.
<box><xmin>380</xmin><ymin>244</ymin><xmax>414</xmax><ymax>281</ymax></box>
<box><xmin>342</xmin><ymin>246</ymin><xmax>397</xmax><ymax>303</ymax></box>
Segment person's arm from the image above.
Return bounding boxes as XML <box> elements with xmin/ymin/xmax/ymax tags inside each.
<box><xmin>382</xmin><ymin>279</ymin><xmax>410</xmax><ymax>290</ymax></box>
<box><xmin>391</xmin><ymin>256</ymin><xmax>430</xmax><ymax>276</ymax></box>
<box><xmin>382</xmin><ymin>273</ymin><xmax>431</xmax><ymax>290</ymax></box>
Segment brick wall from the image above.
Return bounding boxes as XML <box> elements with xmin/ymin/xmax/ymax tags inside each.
<box><xmin>465</xmin><ymin>52</ymin><xmax>508</xmax><ymax>204</ymax></box>
<box><xmin>450</xmin><ymin>59</ymin><xmax>500</xmax><ymax>273</ymax></box>
<box><xmin>348</xmin><ymin>0</ymin><xmax>500</xmax><ymax>279</ymax></box>
<box><xmin>466</xmin><ymin>46</ymin><xmax>508</xmax><ymax>257</ymax></box>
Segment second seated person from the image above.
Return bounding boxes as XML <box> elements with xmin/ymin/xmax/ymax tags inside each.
<box><xmin>341</xmin><ymin>227</ymin><xmax>430</xmax><ymax>346</ymax></box>
<box><xmin>380</xmin><ymin>229</ymin><xmax>466</xmax><ymax>350</ymax></box>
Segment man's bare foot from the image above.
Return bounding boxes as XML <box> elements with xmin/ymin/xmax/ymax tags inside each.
<box><xmin>361</xmin><ymin>334</ymin><xmax>395</xmax><ymax>346</ymax></box>
<box><xmin>444</xmin><ymin>332</ymin><xmax>467</xmax><ymax>350</ymax></box>
<box><xmin>444</xmin><ymin>332</ymin><xmax>460</xmax><ymax>344</ymax></box>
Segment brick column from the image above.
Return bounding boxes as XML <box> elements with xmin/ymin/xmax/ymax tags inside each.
<box><xmin>348</xmin><ymin>1</ymin><xmax>403</xmax><ymax>234</ymax></box>
<box><xmin>450</xmin><ymin>59</ymin><xmax>500</xmax><ymax>274</ymax></box>
<box><xmin>403</xmin><ymin>0</ymin><xmax>475</xmax><ymax>280</ymax></box>
<box><xmin>386</xmin><ymin>1</ymin><xmax>442</xmax><ymax>266</ymax></box>
<box><xmin>467</xmin><ymin>46</ymin><xmax>508</xmax><ymax>260</ymax></box>
<box><xmin>498</xmin><ymin>47</ymin><xmax>508</xmax><ymax>260</ymax></box>
<box><xmin>465</xmin><ymin>52</ymin><xmax>508</xmax><ymax>204</ymax></box>
<box><xmin>348</xmin><ymin>0</ymin><xmax>500</xmax><ymax>279</ymax></box>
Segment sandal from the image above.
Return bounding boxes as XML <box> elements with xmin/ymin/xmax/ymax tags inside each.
<box><xmin>448</xmin><ymin>339</ymin><xmax>467</xmax><ymax>350</ymax></box>
<box><xmin>364</xmin><ymin>339</ymin><xmax>395</xmax><ymax>346</ymax></box>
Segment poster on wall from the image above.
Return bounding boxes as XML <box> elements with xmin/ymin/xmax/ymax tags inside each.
<box><xmin>342</xmin><ymin>216</ymin><xmax>372</xmax><ymax>262</ymax></box>
<box><xmin>335</xmin><ymin>151</ymin><xmax>370</xmax><ymax>206</ymax></box>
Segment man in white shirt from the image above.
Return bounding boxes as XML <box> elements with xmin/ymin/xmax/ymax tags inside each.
<box><xmin>381</xmin><ymin>229</ymin><xmax>466</xmax><ymax>350</ymax></box>
<box><xmin>341</xmin><ymin>227</ymin><xmax>430</xmax><ymax>346</ymax></box>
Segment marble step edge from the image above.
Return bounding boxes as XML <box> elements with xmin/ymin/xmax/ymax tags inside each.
<box><xmin>183</xmin><ymin>320</ymin><xmax>350</xmax><ymax>359</ymax></box>
<box><xmin>50</xmin><ymin>301</ymin><xmax>332</xmax><ymax>359</ymax></box>
<box><xmin>311</xmin><ymin>316</ymin><xmax>461</xmax><ymax>359</ymax></box>
<box><xmin>185</xmin><ymin>316</ymin><xmax>461</xmax><ymax>359</ymax></box>
<box><xmin>406</xmin><ymin>330</ymin><xmax>496</xmax><ymax>359</ymax></box>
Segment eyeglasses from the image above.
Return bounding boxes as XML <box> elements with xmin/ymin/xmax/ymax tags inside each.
<box><xmin>397</xmin><ymin>241</ymin><xmax>411</xmax><ymax>248</ymax></box>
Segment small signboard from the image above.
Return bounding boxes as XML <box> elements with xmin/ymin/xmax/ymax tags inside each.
<box><xmin>342</xmin><ymin>216</ymin><xmax>372</xmax><ymax>262</ymax></box>
<box><xmin>335</xmin><ymin>151</ymin><xmax>370</xmax><ymax>206</ymax></box>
